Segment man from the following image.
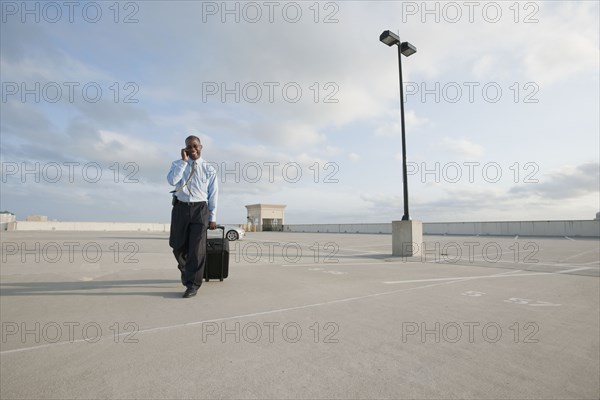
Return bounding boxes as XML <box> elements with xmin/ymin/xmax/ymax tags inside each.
<box><xmin>167</xmin><ymin>135</ymin><xmax>218</xmax><ymax>298</ymax></box>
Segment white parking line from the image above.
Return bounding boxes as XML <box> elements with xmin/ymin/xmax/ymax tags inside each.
<box><xmin>559</xmin><ymin>249</ymin><xmax>600</xmax><ymax>262</ymax></box>
<box><xmin>281</xmin><ymin>261</ymin><xmax>389</xmax><ymax>267</ymax></box>
<box><xmin>555</xmin><ymin>267</ymin><xmax>594</xmax><ymax>274</ymax></box>
<box><xmin>384</xmin><ymin>267</ymin><xmax>592</xmax><ymax>284</ymax></box>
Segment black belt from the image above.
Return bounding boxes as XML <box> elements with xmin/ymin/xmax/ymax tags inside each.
<box><xmin>175</xmin><ymin>199</ymin><xmax>206</xmax><ymax>206</ymax></box>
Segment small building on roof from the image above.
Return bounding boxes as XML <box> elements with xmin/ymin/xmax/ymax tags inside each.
<box><xmin>245</xmin><ymin>204</ymin><xmax>286</xmax><ymax>231</ymax></box>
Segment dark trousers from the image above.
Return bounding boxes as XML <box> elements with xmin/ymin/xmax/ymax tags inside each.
<box><xmin>169</xmin><ymin>201</ymin><xmax>208</xmax><ymax>289</ymax></box>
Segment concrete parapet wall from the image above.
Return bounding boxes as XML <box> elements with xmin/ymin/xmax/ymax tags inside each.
<box><xmin>284</xmin><ymin>220</ymin><xmax>600</xmax><ymax>238</ymax></box>
<box><xmin>10</xmin><ymin>220</ymin><xmax>600</xmax><ymax>237</ymax></box>
<box><xmin>15</xmin><ymin>221</ymin><xmax>170</xmax><ymax>232</ymax></box>
<box><xmin>283</xmin><ymin>223</ymin><xmax>392</xmax><ymax>234</ymax></box>
<box><xmin>424</xmin><ymin>220</ymin><xmax>600</xmax><ymax>237</ymax></box>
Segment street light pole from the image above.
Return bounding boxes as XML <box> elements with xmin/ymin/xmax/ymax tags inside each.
<box><xmin>380</xmin><ymin>30</ymin><xmax>417</xmax><ymax>222</ymax></box>
<box><xmin>397</xmin><ymin>44</ymin><xmax>409</xmax><ymax>221</ymax></box>
<box><xmin>381</xmin><ymin>30</ymin><xmax>422</xmax><ymax>257</ymax></box>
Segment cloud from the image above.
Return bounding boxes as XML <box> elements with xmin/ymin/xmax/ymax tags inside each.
<box><xmin>267</xmin><ymin>122</ymin><xmax>326</xmax><ymax>149</ymax></box>
<box><xmin>323</xmin><ymin>146</ymin><xmax>341</xmax><ymax>157</ymax></box>
<box><xmin>510</xmin><ymin>162</ymin><xmax>600</xmax><ymax>200</ymax></box>
<box><xmin>0</xmin><ymin>40</ymin><xmax>112</xmax><ymax>85</ymax></box>
<box><xmin>0</xmin><ymin>102</ymin><xmax>57</xmax><ymax>141</ymax></box>
<box><xmin>440</xmin><ymin>138</ymin><xmax>485</xmax><ymax>158</ymax></box>
<box><xmin>520</xmin><ymin>2</ymin><xmax>599</xmax><ymax>85</ymax></box>
<box><xmin>472</xmin><ymin>55</ymin><xmax>496</xmax><ymax>79</ymax></box>
<box><xmin>375</xmin><ymin>110</ymin><xmax>429</xmax><ymax>137</ymax></box>
<box><xmin>359</xmin><ymin>162</ymin><xmax>600</xmax><ymax>222</ymax></box>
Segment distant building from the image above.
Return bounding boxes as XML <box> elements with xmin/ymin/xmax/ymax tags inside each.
<box><xmin>0</xmin><ymin>211</ymin><xmax>16</xmax><ymax>231</ymax></box>
<box><xmin>245</xmin><ymin>204</ymin><xmax>286</xmax><ymax>231</ymax></box>
<box><xmin>26</xmin><ymin>215</ymin><xmax>48</xmax><ymax>222</ymax></box>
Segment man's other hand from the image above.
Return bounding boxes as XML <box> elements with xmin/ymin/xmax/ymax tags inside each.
<box><xmin>209</xmin><ymin>222</ymin><xmax>217</xmax><ymax>230</ymax></box>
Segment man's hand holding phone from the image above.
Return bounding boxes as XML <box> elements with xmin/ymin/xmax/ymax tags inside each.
<box><xmin>181</xmin><ymin>148</ymin><xmax>189</xmax><ymax>161</ymax></box>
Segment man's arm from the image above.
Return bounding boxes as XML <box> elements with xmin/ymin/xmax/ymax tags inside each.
<box><xmin>207</xmin><ymin>167</ymin><xmax>218</xmax><ymax>229</ymax></box>
<box><xmin>167</xmin><ymin>159</ymin><xmax>187</xmax><ymax>186</ymax></box>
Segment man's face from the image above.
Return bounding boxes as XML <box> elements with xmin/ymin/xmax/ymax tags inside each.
<box><xmin>185</xmin><ymin>139</ymin><xmax>202</xmax><ymax>160</ymax></box>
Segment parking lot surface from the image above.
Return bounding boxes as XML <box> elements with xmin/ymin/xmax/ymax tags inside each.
<box><xmin>1</xmin><ymin>231</ymin><xmax>599</xmax><ymax>399</ymax></box>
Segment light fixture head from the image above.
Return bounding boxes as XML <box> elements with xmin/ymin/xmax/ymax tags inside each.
<box><xmin>400</xmin><ymin>42</ymin><xmax>417</xmax><ymax>56</ymax></box>
<box><xmin>380</xmin><ymin>30</ymin><xmax>400</xmax><ymax>46</ymax></box>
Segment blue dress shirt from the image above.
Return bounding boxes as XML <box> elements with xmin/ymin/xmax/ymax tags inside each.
<box><xmin>167</xmin><ymin>157</ymin><xmax>218</xmax><ymax>222</ymax></box>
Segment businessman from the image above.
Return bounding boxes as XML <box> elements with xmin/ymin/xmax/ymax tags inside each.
<box><xmin>167</xmin><ymin>135</ymin><xmax>218</xmax><ymax>298</ymax></box>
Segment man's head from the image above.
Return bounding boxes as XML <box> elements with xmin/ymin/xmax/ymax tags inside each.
<box><xmin>185</xmin><ymin>135</ymin><xmax>202</xmax><ymax>160</ymax></box>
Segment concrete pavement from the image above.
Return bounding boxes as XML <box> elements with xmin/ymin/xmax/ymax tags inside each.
<box><xmin>1</xmin><ymin>231</ymin><xmax>599</xmax><ymax>399</ymax></box>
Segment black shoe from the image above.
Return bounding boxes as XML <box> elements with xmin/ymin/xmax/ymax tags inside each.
<box><xmin>182</xmin><ymin>287</ymin><xmax>198</xmax><ymax>298</ymax></box>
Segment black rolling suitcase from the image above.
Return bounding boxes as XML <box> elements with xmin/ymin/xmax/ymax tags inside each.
<box><xmin>204</xmin><ymin>226</ymin><xmax>229</xmax><ymax>281</ymax></box>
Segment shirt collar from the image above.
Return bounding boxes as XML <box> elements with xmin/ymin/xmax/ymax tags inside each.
<box><xmin>187</xmin><ymin>157</ymin><xmax>202</xmax><ymax>166</ymax></box>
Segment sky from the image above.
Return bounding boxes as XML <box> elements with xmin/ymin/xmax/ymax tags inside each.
<box><xmin>1</xmin><ymin>0</ymin><xmax>599</xmax><ymax>224</ymax></box>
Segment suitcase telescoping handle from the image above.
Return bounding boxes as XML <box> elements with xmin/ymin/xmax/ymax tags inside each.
<box><xmin>216</xmin><ymin>225</ymin><xmax>225</xmax><ymax>240</ymax></box>
<box><xmin>217</xmin><ymin>226</ymin><xmax>225</xmax><ymax>280</ymax></box>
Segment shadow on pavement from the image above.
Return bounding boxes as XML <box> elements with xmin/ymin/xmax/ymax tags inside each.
<box><xmin>0</xmin><ymin>279</ymin><xmax>183</xmax><ymax>298</ymax></box>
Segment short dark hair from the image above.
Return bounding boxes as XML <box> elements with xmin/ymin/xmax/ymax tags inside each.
<box><xmin>185</xmin><ymin>135</ymin><xmax>201</xmax><ymax>144</ymax></box>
